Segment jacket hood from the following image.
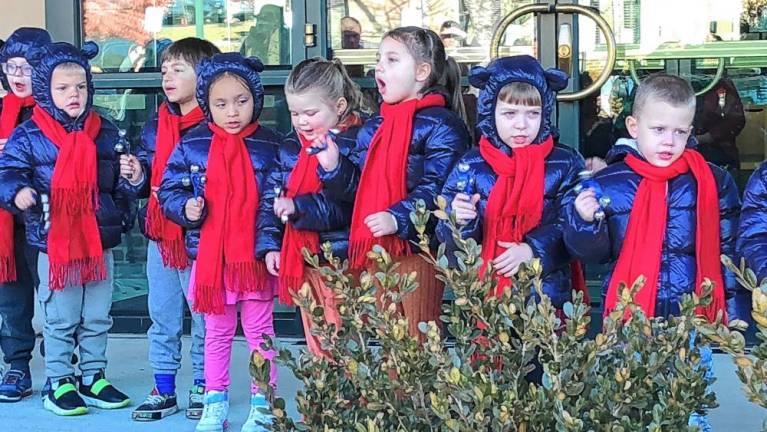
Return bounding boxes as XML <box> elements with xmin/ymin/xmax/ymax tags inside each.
<box><xmin>0</xmin><ymin>27</ymin><xmax>51</xmax><ymax>63</ymax></box>
<box><xmin>196</xmin><ymin>52</ymin><xmax>265</xmax><ymax>124</ymax></box>
<box><xmin>469</xmin><ymin>55</ymin><xmax>568</xmax><ymax>148</ymax></box>
<box><xmin>28</xmin><ymin>41</ymin><xmax>99</xmax><ymax>131</ymax></box>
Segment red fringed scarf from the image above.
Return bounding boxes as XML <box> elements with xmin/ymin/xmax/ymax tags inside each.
<box><xmin>145</xmin><ymin>103</ymin><xmax>205</xmax><ymax>269</ymax></box>
<box><xmin>193</xmin><ymin>122</ymin><xmax>266</xmax><ymax>314</ymax></box>
<box><xmin>479</xmin><ymin>136</ymin><xmax>553</xmax><ymax>295</ymax></box>
<box><xmin>32</xmin><ymin>106</ymin><xmax>105</xmax><ymax>290</ymax></box>
<box><xmin>348</xmin><ymin>94</ymin><xmax>445</xmax><ymax>269</ymax></box>
<box><xmin>604</xmin><ymin>150</ymin><xmax>727</xmax><ymax>322</ymax></box>
<box><xmin>0</xmin><ymin>93</ymin><xmax>35</xmax><ymax>283</ymax></box>
<box><xmin>278</xmin><ymin>133</ymin><xmax>322</xmax><ymax>305</ymax></box>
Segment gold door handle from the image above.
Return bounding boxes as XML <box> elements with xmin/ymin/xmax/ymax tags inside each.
<box><xmin>628</xmin><ymin>58</ymin><xmax>726</xmax><ymax>96</ymax></box>
<box><xmin>490</xmin><ymin>3</ymin><xmax>617</xmax><ymax>101</ymax></box>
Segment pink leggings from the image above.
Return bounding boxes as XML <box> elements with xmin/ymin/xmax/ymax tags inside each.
<box><xmin>204</xmin><ymin>300</ymin><xmax>277</xmax><ymax>393</ymax></box>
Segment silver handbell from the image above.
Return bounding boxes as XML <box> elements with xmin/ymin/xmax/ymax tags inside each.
<box><xmin>455</xmin><ymin>161</ymin><xmax>474</xmax><ymax>193</ymax></box>
<box><xmin>190</xmin><ymin>164</ymin><xmax>200</xmax><ymax>174</ymax></box>
<box><xmin>273</xmin><ymin>186</ymin><xmax>288</xmax><ymax>223</ymax></box>
<box><xmin>114</xmin><ymin>129</ymin><xmax>128</xmax><ymax>154</ymax></box>
<box><xmin>40</xmin><ymin>193</ymin><xmax>51</xmax><ymax>232</ymax></box>
<box><xmin>182</xmin><ymin>177</ymin><xmax>192</xmax><ymax>188</ymax></box>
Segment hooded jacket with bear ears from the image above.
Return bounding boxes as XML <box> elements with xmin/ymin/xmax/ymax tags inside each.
<box><xmin>0</xmin><ymin>28</ymin><xmax>52</xmax><ymax>131</ymax></box>
<box><xmin>436</xmin><ymin>55</ymin><xmax>585</xmax><ymax>309</ymax></box>
<box><xmin>0</xmin><ymin>29</ymin><xmax>54</xmax><ymax>226</ymax></box>
<box><xmin>0</xmin><ymin>41</ymin><xmax>139</xmax><ymax>252</ymax></box>
<box><xmin>158</xmin><ymin>53</ymin><xmax>283</xmax><ymax>260</ymax></box>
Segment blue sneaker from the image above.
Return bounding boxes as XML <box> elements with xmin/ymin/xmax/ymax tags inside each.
<box><xmin>241</xmin><ymin>393</ymin><xmax>273</xmax><ymax>432</ymax></box>
<box><xmin>0</xmin><ymin>369</ymin><xmax>32</xmax><ymax>402</ymax></box>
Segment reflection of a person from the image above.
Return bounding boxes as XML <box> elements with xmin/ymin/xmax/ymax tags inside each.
<box><xmin>439</xmin><ymin>20</ymin><xmax>467</xmax><ymax>49</ymax></box>
<box><xmin>240</xmin><ymin>4</ymin><xmax>290</xmax><ymax>65</ymax></box>
<box><xmin>341</xmin><ymin>16</ymin><xmax>363</xmax><ymax>49</ymax></box>
<box><xmin>693</xmin><ymin>77</ymin><xmax>745</xmax><ymax>175</ymax></box>
<box><xmin>581</xmin><ymin>75</ymin><xmax>634</xmax><ymax>160</ymax></box>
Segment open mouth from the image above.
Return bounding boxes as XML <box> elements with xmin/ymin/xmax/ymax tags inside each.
<box><xmin>657</xmin><ymin>151</ymin><xmax>674</xmax><ymax>161</ymax></box>
<box><xmin>512</xmin><ymin>135</ymin><xmax>528</xmax><ymax>145</ymax></box>
<box><xmin>226</xmin><ymin>121</ymin><xmax>241</xmax><ymax>129</ymax></box>
<box><xmin>13</xmin><ymin>82</ymin><xmax>26</xmax><ymax>92</ymax></box>
<box><xmin>376</xmin><ymin>77</ymin><xmax>387</xmax><ymax>94</ymax></box>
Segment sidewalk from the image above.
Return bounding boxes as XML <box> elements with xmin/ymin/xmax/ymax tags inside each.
<box><xmin>0</xmin><ymin>335</ymin><xmax>763</xmax><ymax>431</ymax></box>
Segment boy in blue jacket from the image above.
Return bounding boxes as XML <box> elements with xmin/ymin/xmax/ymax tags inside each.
<box><xmin>0</xmin><ymin>27</ymin><xmax>51</xmax><ymax>402</ymax></box>
<box><xmin>564</xmin><ymin>73</ymin><xmax>743</xmax><ymax>431</ymax></box>
<box><xmin>0</xmin><ymin>41</ymin><xmax>136</xmax><ymax>416</ymax></box>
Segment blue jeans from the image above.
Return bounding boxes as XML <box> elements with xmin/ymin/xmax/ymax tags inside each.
<box><xmin>146</xmin><ymin>241</ymin><xmax>204</xmax><ymax>381</ymax></box>
<box><xmin>688</xmin><ymin>331</ymin><xmax>713</xmax><ymax>431</ymax></box>
<box><xmin>0</xmin><ymin>225</ymin><xmax>38</xmax><ymax>372</ymax></box>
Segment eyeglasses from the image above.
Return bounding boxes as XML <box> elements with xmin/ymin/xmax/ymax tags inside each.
<box><xmin>1</xmin><ymin>62</ymin><xmax>34</xmax><ymax>77</ymax></box>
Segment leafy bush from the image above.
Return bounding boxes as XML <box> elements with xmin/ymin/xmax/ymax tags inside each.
<box><xmin>250</xmin><ymin>200</ymin><xmax>730</xmax><ymax>431</ymax></box>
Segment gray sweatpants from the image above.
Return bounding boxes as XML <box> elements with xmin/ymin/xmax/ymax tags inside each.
<box><xmin>37</xmin><ymin>251</ymin><xmax>114</xmax><ymax>380</ymax></box>
<box><xmin>146</xmin><ymin>241</ymin><xmax>205</xmax><ymax>381</ymax></box>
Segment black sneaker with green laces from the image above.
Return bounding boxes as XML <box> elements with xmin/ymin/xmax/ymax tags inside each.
<box><xmin>78</xmin><ymin>370</ymin><xmax>131</xmax><ymax>409</ymax></box>
<box><xmin>43</xmin><ymin>377</ymin><xmax>88</xmax><ymax>416</ymax></box>
<box><xmin>186</xmin><ymin>384</ymin><xmax>205</xmax><ymax>419</ymax></box>
<box><xmin>132</xmin><ymin>387</ymin><xmax>179</xmax><ymax>421</ymax></box>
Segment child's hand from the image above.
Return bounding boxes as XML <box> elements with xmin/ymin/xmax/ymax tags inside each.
<box><xmin>119</xmin><ymin>154</ymin><xmax>143</xmax><ymax>184</ymax></box>
<box><xmin>574</xmin><ymin>189</ymin><xmax>600</xmax><ymax>223</ymax></box>
<box><xmin>493</xmin><ymin>241</ymin><xmax>534</xmax><ymax>277</ymax></box>
<box><xmin>265</xmin><ymin>251</ymin><xmax>280</xmax><ymax>276</ymax></box>
<box><xmin>364</xmin><ymin>212</ymin><xmax>397</xmax><ymax>237</ymax></box>
<box><xmin>312</xmin><ymin>134</ymin><xmax>340</xmax><ymax>172</ymax></box>
<box><xmin>273</xmin><ymin>197</ymin><xmax>295</xmax><ymax>221</ymax></box>
<box><xmin>14</xmin><ymin>187</ymin><xmax>37</xmax><ymax>211</ymax></box>
<box><xmin>585</xmin><ymin>157</ymin><xmax>607</xmax><ymax>173</ymax></box>
<box><xmin>185</xmin><ymin>197</ymin><xmax>205</xmax><ymax>222</ymax></box>
<box><xmin>0</xmin><ymin>138</ymin><xmax>7</xmax><ymax>153</ymax></box>
<box><xmin>451</xmin><ymin>193</ymin><xmax>481</xmax><ymax>225</ymax></box>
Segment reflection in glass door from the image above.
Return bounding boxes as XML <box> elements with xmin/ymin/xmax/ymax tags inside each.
<box><xmin>577</xmin><ymin>0</ymin><xmax>767</xmax><ymax>189</ymax></box>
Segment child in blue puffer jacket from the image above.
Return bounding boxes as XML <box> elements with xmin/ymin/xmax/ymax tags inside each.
<box><xmin>261</xmin><ymin>57</ymin><xmax>367</xmax><ymax>358</ymax></box>
<box><xmin>0</xmin><ymin>27</ymin><xmax>51</xmax><ymax>403</ymax></box>
<box><xmin>738</xmin><ymin>162</ymin><xmax>767</xmax><ymax>283</ymax></box>
<box><xmin>436</xmin><ymin>55</ymin><xmax>586</xmax><ymax>308</ymax></box>
<box><xmin>158</xmin><ymin>53</ymin><xmax>281</xmax><ymax>432</ymax></box>
<box><xmin>316</xmin><ymin>26</ymin><xmax>471</xmax><ymax>339</ymax></box>
<box><xmin>0</xmin><ymin>41</ymin><xmax>136</xmax><ymax>416</ymax></box>
<box><xmin>564</xmin><ymin>73</ymin><xmax>745</xmax><ymax>431</ymax></box>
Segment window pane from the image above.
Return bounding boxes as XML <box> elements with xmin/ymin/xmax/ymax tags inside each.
<box><xmin>82</xmin><ymin>0</ymin><xmax>292</xmax><ymax>72</ymax></box>
<box><xmin>327</xmin><ymin>0</ymin><xmax>536</xmax><ymax>74</ymax></box>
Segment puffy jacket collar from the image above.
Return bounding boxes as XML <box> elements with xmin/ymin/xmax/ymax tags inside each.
<box><xmin>28</xmin><ymin>41</ymin><xmax>99</xmax><ymax>132</ymax></box>
<box><xmin>195</xmin><ymin>53</ymin><xmax>265</xmax><ymax>123</ymax></box>
<box><xmin>606</xmin><ymin>136</ymin><xmax>700</xmax><ymax>164</ymax></box>
<box><xmin>469</xmin><ymin>55</ymin><xmax>568</xmax><ymax>148</ymax></box>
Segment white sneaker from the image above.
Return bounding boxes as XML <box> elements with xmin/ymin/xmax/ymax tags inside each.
<box><xmin>195</xmin><ymin>390</ymin><xmax>229</xmax><ymax>432</ymax></box>
<box><xmin>240</xmin><ymin>393</ymin><xmax>273</xmax><ymax>432</ymax></box>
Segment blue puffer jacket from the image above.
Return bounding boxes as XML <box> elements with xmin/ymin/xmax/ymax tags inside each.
<box><xmin>320</xmin><ymin>93</ymin><xmax>471</xmax><ymax>249</ymax></box>
<box><xmin>135</xmin><ymin>102</ymin><xmax>206</xmax><ymax>238</ymax></box>
<box><xmin>738</xmin><ymin>161</ymin><xmax>767</xmax><ymax>282</ymax></box>
<box><xmin>260</xmin><ymin>126</ymin><xmax>361</xmax><ymax>260</ymax></box>
<box><xmin>436</xmin><ymin>56</ymin><xmax>581</xmax><ymax>308</ymax></box>
<box><xmin>0</xmin><ymin>41</ymin><xmax>137</xmax><ymax>252</ymax></box>
<box><xmin>0</xmin><ymin>28</ymin><xmax>53</xmax><ymax>226</ymax></box>
<box><xmin>563</xmin><ymin>139</ymin><xmax>744</xmax><ymax>319</ymax></box>
<box><xmin>158</xmin><ymin>53</ymin><xmax>282</xmax><ymax>260</ymax></box>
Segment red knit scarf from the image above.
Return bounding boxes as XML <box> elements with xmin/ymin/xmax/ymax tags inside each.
<box><xmin>32</xmin><ymin>106</ymin><xmax>105</xmax><ymax>290</ymax></box>
<box><xmin>0</xmin><ymin>93</ymin><xmax>35</xmax><ymax>283</ymax></box>
<box><xmin>348</xmin><ymin>94</ymin><xmax>445</xmax><ymax>269</ymax></box>
<box><xmin>479</xmin><ymin>135</ymin><xmax>553</xmax><ymax>295</ymax></box>
<box><xmin>0</xmin><ymin>93</ymin><xmax>34</xmax><ymax>139</ymax></box>
<box><xmin>604</xmin><ymin>150</ymin><xmax>727</xmax><ymax>322</ymax></box>
<box><xmin>278</xmin><ymin>133</ymin><xmax>322</xmax><ymax>304</ymax></box>
<box><xmin>193</xmin><ymin>122</ymin><xmax>266</xmax><ymax>314</ymax></box>
<box><xmin>146</xmin><ymin>103</ymin><xmax>205</xmax><ymax>269</ymax></box>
